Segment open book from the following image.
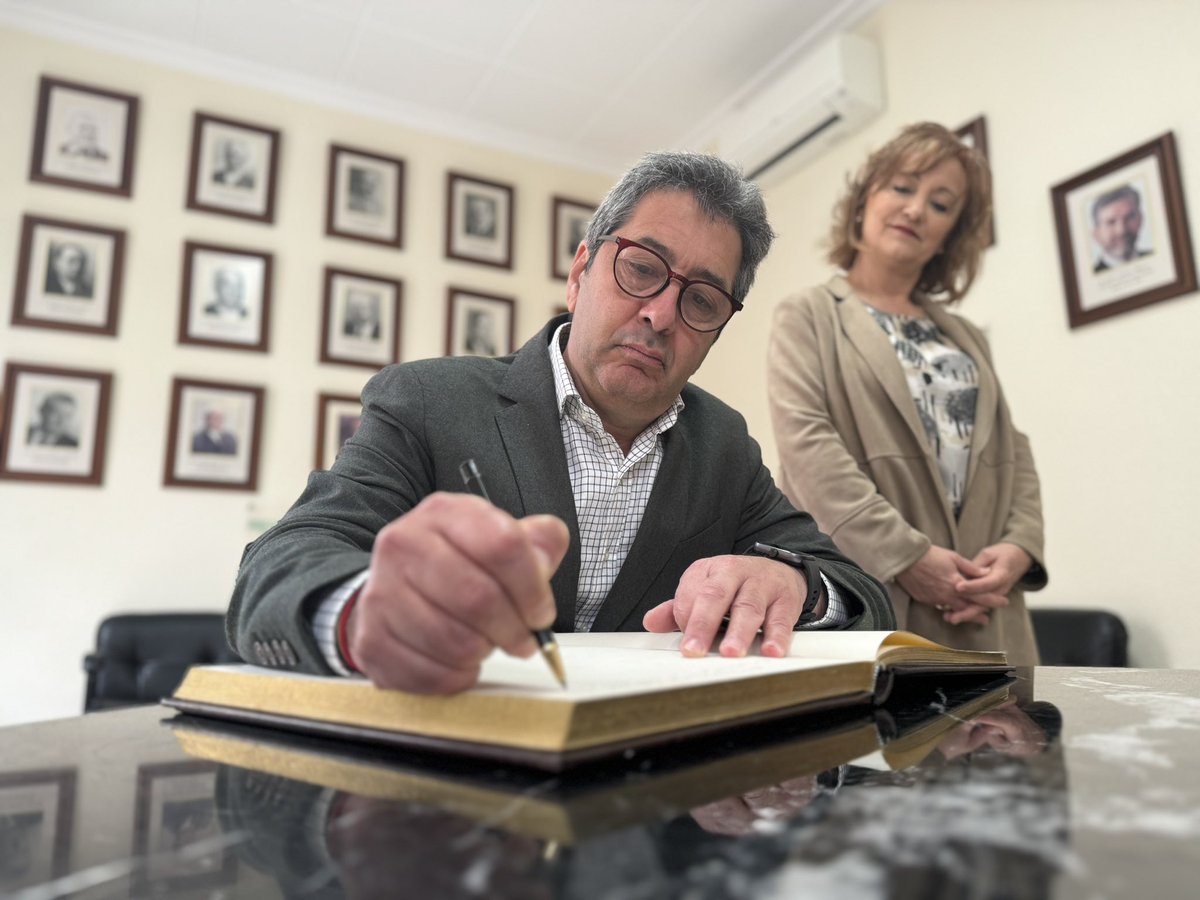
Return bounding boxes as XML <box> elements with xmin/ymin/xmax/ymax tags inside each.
<box><xmin>169</xmin><ymin>676</ymin><xmax>1011</xmax><ymax>844</ymax></box>
<box><xmin>164</xmin><ymin>631</ymin><xmax>1008</xmax><ymax>771</ymax></box>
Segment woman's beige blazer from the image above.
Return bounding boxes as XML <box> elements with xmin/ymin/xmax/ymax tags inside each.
<box><xmin>767</xmin><ymin>275</ymin><xmax>1046</xmax><ymax>664</ymax></box>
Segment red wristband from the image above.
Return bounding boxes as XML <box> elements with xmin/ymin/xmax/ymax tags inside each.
<box><xmin>336</xmin><ymin>587</ymin><xmax>363</xmax><ymax>673</ymax></box>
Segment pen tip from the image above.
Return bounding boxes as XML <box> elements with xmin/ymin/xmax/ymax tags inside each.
<box><xmin>543</xmin><ymin>642</ymin><xmax>568</xmax><ymax>688</ymax></box>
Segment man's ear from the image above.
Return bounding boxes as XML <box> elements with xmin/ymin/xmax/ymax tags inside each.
<box><xmin>565</xmin><ymin>241</ymin><xmax>591</xmax><ymax>313</ymax></box>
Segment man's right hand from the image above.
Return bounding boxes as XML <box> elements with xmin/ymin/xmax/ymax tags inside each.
<box><xmin>344</xmin><ymin>493</ymin><xmax>569</xmax><ymax>694</ymax></box>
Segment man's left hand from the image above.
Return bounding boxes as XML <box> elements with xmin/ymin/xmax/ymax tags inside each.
<box><xmin>642</xmin><ymin>555</ymin><xmax>816</xmax><ymax>658</ymax></box>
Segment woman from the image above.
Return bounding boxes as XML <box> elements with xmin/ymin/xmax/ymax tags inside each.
<box><xmin>767</xmin><ymin>122</ymin><xmax>1046</xmax><ymax>664</ymax></box>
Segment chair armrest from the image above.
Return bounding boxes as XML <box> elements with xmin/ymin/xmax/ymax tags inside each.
<box><xmin>83</xmin><ymin>653</ymin><xmax>105</xmax><ymax>674</ymax></box>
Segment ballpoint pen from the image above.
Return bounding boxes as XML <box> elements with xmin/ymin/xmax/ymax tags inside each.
<box><xmin>458</xmin><ymin>458</ymin><xmax>568</xmax><ymax>688</ymax></box>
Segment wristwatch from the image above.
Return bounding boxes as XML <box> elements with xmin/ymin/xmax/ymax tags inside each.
<box><xmin>746</xmin><ymin>542</ymin><xmax>824</xmax><ymax>624</ymax></box>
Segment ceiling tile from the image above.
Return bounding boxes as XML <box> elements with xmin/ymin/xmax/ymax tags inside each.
<box><xmin>343</xmin><ymin>26</ymin><xmax>483</xmax><ymax>115</ymax></box>
<box><xmin>196</xmin><ymin>0</ymin><xmax>356</xmax><ymax>81</ymax></box>
<box><xmin>363</xmin><ymin>0</ymin><xmax>540</xmax><ymax>62</ymax></box>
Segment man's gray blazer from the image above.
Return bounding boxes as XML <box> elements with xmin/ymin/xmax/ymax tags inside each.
<box><xmin>227</xmin><ymin>316</ymin><xmax>894</xmax><ymax>673</ymax></box>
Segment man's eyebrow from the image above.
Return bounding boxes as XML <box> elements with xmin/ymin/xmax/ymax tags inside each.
<box><xmin>639</xmin><ymin>235</ymin><xmax>732</xmax><ymax>291</ymax></box>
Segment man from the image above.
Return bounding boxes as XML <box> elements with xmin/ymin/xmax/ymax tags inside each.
<box><xmin>465</xmin><ymin>194</ymin><xmax>497</xmax><ymax>238</ymax></box>
<box><xmin>204</xmin><ymin>268</ymin><xmax>248</xmax><ymax>319</ymax></box>
<box><xmin>193</xmin><ymin>410</ymin><xmax>237</xmax><ymax>455</ymax></box>
<box><xmin>347</xmin><ymin>166</ymin><xmax>384</xmax><ymax>216</ymax></box>
<box><xmin>1091</xmin><ymin>184</ymin><xmax>1151</xmax><ymax>272</ymax></box>
<box><xmin>27</xmin><ymin>392</ymin><xmax>79</xmax><ymax>447</ymax></box>
<box><xmin>342</xmin><ymin>290</ymin><xmax>381</xmax><ymax>339</ymax></box>
<box><xmin>212</xmin><ymin>138</ymin><xmax>256</xmax><ymax>189</ymax></box>
<box><xmin>44</xmin><ymin>242</ymin><xmax>94</xmax><ymax>298</ymax></box>
<box><xmin>227</xmin><ymin>152</ymin><xmax>893</xmax><ymax>693</ymax></box>
<box><xmin>58</xmin><ymin>111</ymin><xmax>108</xmax><ymax>160</ymax></box>
<box><xmin>463</xmin><ymin>308</ymin><xmax>498</xmax><ymax>355</ymax></box>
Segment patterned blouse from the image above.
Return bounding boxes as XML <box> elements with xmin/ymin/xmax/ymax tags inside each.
<box><xmin>864</xmin><ymin>304</ymin><xmax>979</xmax><ymax>519</ymax></box>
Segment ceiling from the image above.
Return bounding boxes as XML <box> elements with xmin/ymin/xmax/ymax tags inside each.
<box><xmin>0</xmin><ymin>0</ymin><xmax>884</xmax><ymax>174</ymax></box>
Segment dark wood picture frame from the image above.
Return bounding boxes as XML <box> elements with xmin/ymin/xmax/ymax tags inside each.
<box><xmin>445</xmin><ymin>171</ymin><xmax>515</xmax><ymax>269</ymax></box>
<box><xmin>11</xmin><ymin>214</ymin><xmax>126</xmax><ymax>336</ymax></box>
<box><xmin>0</xmin><ymin>768</ymin><xmax>76</xmax><ymax>893</ymax></box>
<box><xmin>0</xmin><ymin>361</ymin><xmax>112</xmax><ymax>486</ymax></box>
<box><xmin>319</xmin><ymin>266</ymin><xmax>403</xmax><ymax>370</ymax></box>
<box><xmin>954</xmin><ymin>115</ymin><xmax>996</xmax><ymax>247</ymax></box>
<box><xmin>315</xmin><ymin>392</ymin><xmax>363</xmax><ymax>470</ymax></box>
<box><xmin>551</xmin><ymin>195</ymin><xmax>595</xmax><ymax>279</ymax></box>
<box><xmin>132</xmin><ymin>761</ymin><xmax>237</xmax><ymax>896</ymax></box>
<box><xmin>186</xmin><ymin>112</ymin><xmax>280</xmax><ymax>223</ymax></box>
<box><xmin>163</xmin><ymin>376</ymin><xmax>265</xmax><ymax>492</ymax></box>
<box><xmin>325</xmin><ymin>143</ymin><xmax>405</xmax><ymax>248</ymax></box>
<box><xmin>1051</xmin><ymin>132</ymin><xmax>1197</xmax><ymax>329</ymax></box>
<box><xmin>445</xmin><ymin>287</ymin><xmax>516</xmax><ymax>357</ymax></box>
<box><xmin>29</xmin><ymin>75</ymin><xmax>139</xmax><ymax>197</ymax></box>
<box><xmin>178</xmin><ymin>240</ymin><xmax>273</xmax><ymax>353</ymax></box>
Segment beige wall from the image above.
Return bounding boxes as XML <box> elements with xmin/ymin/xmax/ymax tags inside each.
<box><xmin>4</xmin><ymin>0</ymin><xmax>1199</xmax><ymax>727</ymax></box>
<box><xmin>0</xmin><ymin>26</ymin><xmax>614</xmax><ymax>726</ymax></box>
<box><xmin>698</xmin><ymin>0</ymin><xmax>1200</xmax><ymax>669</ymax></box>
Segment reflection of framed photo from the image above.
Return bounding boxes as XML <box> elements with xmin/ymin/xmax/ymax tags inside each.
<box><xmin>316</xmin><ymin>392</ymin><xmax>363</xmax><ymax>470</ymax></box>
<box><xmin>29</xmin><ymin>75</ymin><xmax>138</xmax><ymax>197</ymax></box>
<box><xmin>11</xmin><ymin>214</ymin><xmax>125</xmax><ymax>336</ymax></box>
<box><xmin>326</xmin><ymin>143</ymin><xmax>405</xmax><ymax>248</ymax></box>
<box><xmin>320</xmin><ymin>267</ymin><xmax>403</xmax><ymax>369</ymax></box>
<box><xmin>1052</xmin><ymin>132</ymin><xmax>1197</xmax><ymax>329</ymax></box>
<box><xmin>445</xmin><ymin>172</ymin><xmax>514</xmax><ymax>269</ymax></box>
<box><xmin>0</xmin><ymin>362</ymin><xmax>112</xmax><ymax>486</ymax></box>
<box><xmin>164</xmin><ymin>377</ymin><xmax>264</xmax><ymax>491</ymax></box>
<box><xmin>551</xmin><ymin>196</ymin><xmax>595</xmax><ymax>279</ymax></box>
<box><xmin>133</xmin><ymin>762</ymin><xmax>236</xmax><ymax>896</ymax></box>
<box><xmin>446</xmin><ymin>287</ymin><xmax>515</xmax><ymax>357</ymax></box>
<box><xmin>0</xmin><ymin>769</ymin><xmax>76</xmax><ymax>894</ymax></box>
<box><xmin>186</xmin><ymin>112</ymin><xmax>280</xmax><ymax>223</ymax></box>
<box><xmin>178</xmin><ymin>241</ymin><xmax>272</xmax><ymax>352</ymax></box>
<box><xmin>954</xmin><ymin>116</ymin><xmax>995</xmax><ymax>247</ymax></box>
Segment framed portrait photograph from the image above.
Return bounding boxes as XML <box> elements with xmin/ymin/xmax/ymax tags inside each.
<box><xmin>954</xmin><ymin>115</ymin><xmax>995</xmax><ymax>247</ymax></box>
<box><xmin>319</xmin><ymin>267</ymin><xmax>403</xmax><ymax>369</ymax></box>
<box><xmin>0</xmin><ymin>768</ymin><xmax>76</xmax><ymax>894</ymax></box>
<box><xmin>326</xmin><ymin>143</ymin><xmax>405</xmax><ymax>248</ymax></box>
<box><xmin>178</xmin><ymin>241</ymin><xmax>272</xmax><ymax>352</ymax></box>
<box><xmin>186</xmin><ymin>112</ymin><xmax>280</xmax><ymax>223</ymax></box>
<box><xmin>1051</xmin><ymin>132</ymin><xmax>1197</xmax><ymax>329</ymax></box>
<box><xmin>551</xmin><ymin>196</ymin><xmax>595</xmax><ymax>279</ymax></box>
<box><xmin>445</xmin><ymin>171</ymin><xmax>514</xmax><ymax>269</ymax></box>
<box><xmin>132</xmin><ymin>761</ymin><xmax>236</xmax><ymax>896</ymax></box>
<box><xmin>29</xmin><ymin>75</ymin><xmax>139</xmax><ymax>197</ymax></box>
<box><xmin>11</xmin><ymin>214</ymin><xmax>126</xmax><ymax>336</ymax></box>
<box><xmin>0</xmin><ymin>362</ymin><xmax>112</xmax><ymax>486</ymax></box>
<box><xmin>164</xmin><ymin>377</ymin><xmax>264</xmax><ymax>491</ymax></box>
<box><xmin>315</xmin><ymin>392</ymin><xmax>363</xmax><ymax>470</ymax></box>
<box><xmin>445</xmin><ymin>287</ymin><xmax>515</xmax><ymax>357</ymax></box>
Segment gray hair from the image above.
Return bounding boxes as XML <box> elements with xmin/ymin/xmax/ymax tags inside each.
<box><xmin>584</xmin><ymin>151</ymin><xmax>775</xmax><ymax>305</ymax></box>
<box><xmin>1091</xmin><ymin>184</ymin><xmax>1141</xmax><ymax>225</ymax></box>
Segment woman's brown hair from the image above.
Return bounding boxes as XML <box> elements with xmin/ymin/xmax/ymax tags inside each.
<box><xmin>828</xmin><ymin>122</ymin><xmax>993</xmax><ymax>303</ymax></box>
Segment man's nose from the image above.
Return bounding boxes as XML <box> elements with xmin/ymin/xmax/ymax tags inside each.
<box><xmin>640</xmin><ymin>280</ymin><xmax>681</xmax><ymax>332</ymax></box>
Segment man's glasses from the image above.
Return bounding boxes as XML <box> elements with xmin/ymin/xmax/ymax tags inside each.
<box><xmin>596</xmin><ymin>235</ymin><xmax>741</xmax><ymax>333</ymax></box>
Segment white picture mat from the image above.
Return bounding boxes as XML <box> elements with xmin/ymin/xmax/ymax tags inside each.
<box><xmin>326</xmin><ymin>273</ymin><xmax>396</xmax><ymax>365</ymax></box>
<box><xmin>192</xmin><ymin>121</ymin><xmax>272</xmax><ymax>215</ymax></box>
<box><xmin>39</xmin><ymin>85</ymin><xmax>128</xmax><ymax>187</ymax></box>
<box><xmin>0</xmin><ymin>778</ymin><xmax>67</xmax><ymax>890</ymax></box>
<box><xmin>332</xmin><ymin>151</ymin><xmax>399</xmax><ymax>241</ymax></box>
<box><xmin>1068</xmin><ymin>156</ymin><xmax>1177</xmax><ymax>312</ymax></box>
<box><xmin>5</xmin><ymin>373</ymin><xmax>102</xmax><ymax>476</ymax></box>
<box><xmin>24</xmin><ymin>224</ymin><xmax>115</xmax><ymax>327</ymax></box>
<box><xmin>186</xmin><ymin>250</ymin><xmax>266</xmax><ymax>345</ymax></box>
<box><xmin>173</xmin><ymin>385</ymin><xmax>256</xmax><ymax>483</ymax></box>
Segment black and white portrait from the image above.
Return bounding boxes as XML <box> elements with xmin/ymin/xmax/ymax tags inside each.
<box><xmin>191</xmin><ymin>408</ymin><xmax>238</xmax><ymax>455</ymax></box>
<box><xmin>446</xmin><ymin>288</ymin><xmax>514</xmax><ymax>358</ymax></box>
<box><xmin>347</xmin><ymin>166</ymin><xmax>384</xmax><ymax>215</ymax></box>
<box><xmin>43</xmin><ymin>241</ymin><xmax>94</xmax><ymax>299</ymax></box>
<box><xmin>181</xmin><ymin>242</ymin><xmax>271</xmax><ymax>351</ymax></box>
<box><xmin>188</xmin><ymin>112</ymin><xmax>279</xmax><ymax>222</ymax></box>
<box><xmin>210</xmin><ymin>137</ymin><xmax>256</xmax><ymax>189</ymax></box>
<box><xmin>166</xmin><ymin>379</ymin><xmax>263</xmax><ymax>491</ymax></box>
<box><xmin>326</xmin><ymin>144</ymin><xmax>405</xmax><ymax>247</ymax></box>
<box><xmin>26</xmin><ymin>391</ymin><xmax>80</xmax><ymax>448</ymax></box>
<box><xmin>14</xmin><ymin>216</ymin><xmax>124</xmax><ymax>334</ymax></box>
<box><xmin>551</xmin><ymin>196</ymin><xmax>596</xmax><ymax>279</ymax></box>
<box><xmin>58</xmin><ymin>109</ymin><xmax>109</xmax><ymax>161</ymax></box>
<box><xmin>32</xmin><ymin>76</ymin><xmax>138</xmax><ymax>195</ymax></box>
<box><xmin>446</xmin><ymin>172</ymin><xmax>514</xmax><ymax>268</ymax></box>
<box><xmin>322</xmin><ymin>268</ymin><xmax>402</xmax><ymax>369</ymax></box>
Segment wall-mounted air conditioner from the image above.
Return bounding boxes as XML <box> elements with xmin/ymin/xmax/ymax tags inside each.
<box><xmin>717</xmin><ymin>33</ymin><xmax>884</xmax><ymax>186</ymax></box>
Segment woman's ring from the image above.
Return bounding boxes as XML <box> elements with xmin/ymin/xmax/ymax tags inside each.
<box><xmin>936</xmin><ymin>604</ymin><xmax>951</xmax><ymax>612</ymax></box>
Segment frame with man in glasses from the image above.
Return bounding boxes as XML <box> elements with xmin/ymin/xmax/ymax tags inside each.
<box><xmin>228</xmin><ymin>151</ymin><xmax>893</xmax><ymax>694</ymax></box>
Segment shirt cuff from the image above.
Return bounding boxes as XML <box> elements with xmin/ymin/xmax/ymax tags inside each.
<box><xmin>313</xmin><ymin>569</ymin><xmax>370</xmax><ymax>676</ymax></box>
<box><xmin>797</xmin><ymin>574</ymin><xmax>848</xmax><ymax>629</ymax></box>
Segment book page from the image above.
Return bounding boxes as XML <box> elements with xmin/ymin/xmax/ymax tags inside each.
<box><xmin>555</xmin><ymin>630</ymin><xmax>895</xmax><ymax>662</ymax></box>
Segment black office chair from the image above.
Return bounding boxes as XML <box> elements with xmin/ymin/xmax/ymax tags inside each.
<box><xmin>83</xmin><ymin>612</ymin><xmax>241</xmax><ymax>712</ymax></box>
<box><xmin>1030</xmin><ymin>608</ymin><xmax>1129</xmax><ymax>667</ymax></box>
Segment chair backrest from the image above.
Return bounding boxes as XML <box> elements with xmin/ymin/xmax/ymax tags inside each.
<box><xmin>83</xmin><ymin>612</ymin><xmax>241</xmax><ymax>712</ymax></box>
<box><xmin>1030</xmin><ymin>608</ymin><xmax>1129</xmax><ymax>667</ymax></box>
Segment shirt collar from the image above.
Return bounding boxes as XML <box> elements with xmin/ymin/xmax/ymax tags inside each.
<box><xmin>548</xmin><ymin>322</ymin><xmax>684</xmax><ymax>436</ymax></box>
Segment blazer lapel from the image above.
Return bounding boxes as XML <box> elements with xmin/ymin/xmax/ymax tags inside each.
<box><xmin>495</xmin><ymin>320</ymin><xmax>581</xmax><ymax>631</ymax></box>
<box><xmin>588</xmin><ymin>423</ymin><xmax>693</xmax><ymax>632</ymax></box>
